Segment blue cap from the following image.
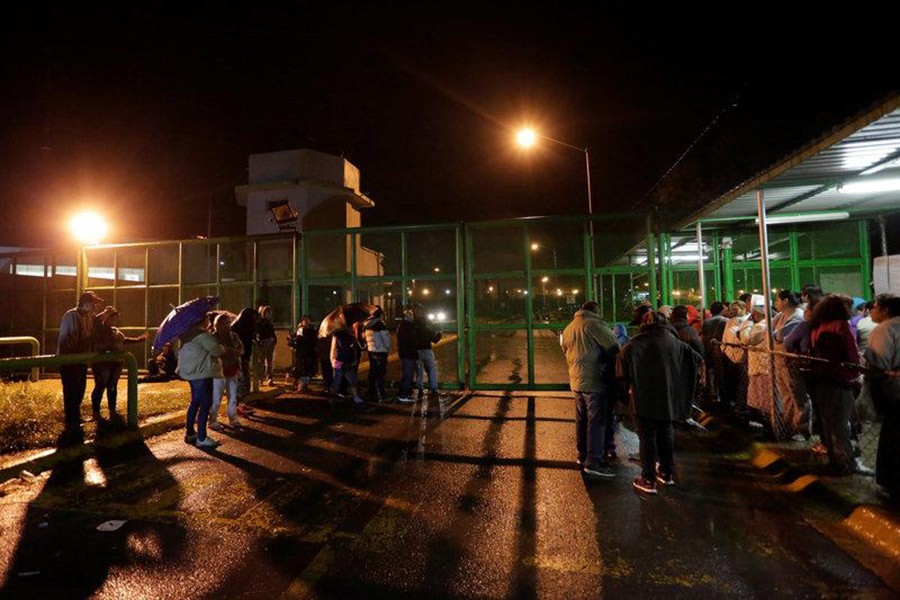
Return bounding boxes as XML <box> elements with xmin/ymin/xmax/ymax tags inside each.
<box><xmin>851</xmin><ymin>297</ymin><xmax>866</xmax><ymax>310</ymax></box>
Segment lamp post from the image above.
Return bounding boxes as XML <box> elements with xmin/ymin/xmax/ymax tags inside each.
<box><xmin>517</xmin><ymin>127</ymin><xmax>596</xmax><ymax>297</ymax></box>
<box><xmin>69</xmin><ymin>211</ymin><xmax>108</xmax><ymax>295</ymax></box>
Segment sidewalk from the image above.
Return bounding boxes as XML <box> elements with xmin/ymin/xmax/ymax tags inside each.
<box><xmin>698</xmin><ymin>407</ymin><xmax>900</xmax><ymax>587</ymax></box>
<box><xmin>0</xmin><ymin>382</ymin><xmax>291</xmax><ymax>485</ymax></box>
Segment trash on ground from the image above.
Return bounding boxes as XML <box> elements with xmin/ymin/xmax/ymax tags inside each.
<box><xmin>97</xmin><ymin>520</ymin><xmax>127</xmax><ymax>532</ymax></box>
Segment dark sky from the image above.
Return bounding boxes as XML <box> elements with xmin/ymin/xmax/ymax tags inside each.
<box><xmin>2</xmin><ymin>5</ymin><xmax>896</xmax><ymax>247</ymax></box>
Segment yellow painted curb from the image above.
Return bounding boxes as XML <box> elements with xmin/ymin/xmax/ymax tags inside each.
<box><xmin>751</xmin><ymin>447</ymin><xmax>784</xmax><ymax>469</ymax></box>
<box><xmin>784</xmin><ymin>474</ymin><xmax>821</xmax><ymax>493</ymax></box>
<box><xmin>844</xmin><ymin>506</ymin><xmax>900</xmax><ymax>561</ymax></box>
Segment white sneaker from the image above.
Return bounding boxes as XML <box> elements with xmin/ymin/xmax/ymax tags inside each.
<box><xmin>196</xmin><ymin>436</ymin><xmax>221</xmax><ymax>449</ymax></box>
<box><xmin>209</xmin><ymin>421</ymin><xmax>224</xmax><ymax>432</ymax></box>
<box><xmin>397</xmin><ymin>397</ymin><xmax>415</xmax><ymax>404</ymax></box>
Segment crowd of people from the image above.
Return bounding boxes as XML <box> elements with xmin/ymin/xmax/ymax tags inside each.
<box><xmin>54</xmin><ymin>284</ymin><xmax>899</xmax><ymax>499</ymax></box>
<box><xmin>560</xmin><ymin>286</ymin><xmax>900</xmax><ymax>500</ymax></box>
<box><xmin>289</xmin><ymin>303</ymin><xmax>443</xmax><ymax>405</ymax></box>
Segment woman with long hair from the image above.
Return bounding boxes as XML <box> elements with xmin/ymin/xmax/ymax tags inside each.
<box><xmin>808</xmin><ymin>294</ymin><xmax>862</xmax><ymax>474</ymax></box>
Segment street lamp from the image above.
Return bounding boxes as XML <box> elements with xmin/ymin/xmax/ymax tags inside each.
<box><xmin>70</xmin><ymin>211</ymin><xmax>108</xmax><ymax>246</ymax></box>
<box><xmin>70</xmin><ymin>211</ymin><xmax>108</xmax><ymax>295</ymax></box>
<box><xmin>516</xmin><ymin>127</ymin><xmax>596</xmax><ymax>297</ymax></box>
<box><xmin>515</xmin><ymin>127</ymin><xmax>593</xmax><ymax>221</ymax></box>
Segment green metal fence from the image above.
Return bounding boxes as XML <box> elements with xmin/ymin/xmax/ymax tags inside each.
<box><xmin>0</xmin><ymin>213</ymin><xmax>883</xmax><ymax>390</ymax></box>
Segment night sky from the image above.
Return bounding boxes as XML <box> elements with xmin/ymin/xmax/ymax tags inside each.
<box><xmin>2</xmin><ymin>5</ymin><xmax>896</xmax><ymax>248</ymax></box>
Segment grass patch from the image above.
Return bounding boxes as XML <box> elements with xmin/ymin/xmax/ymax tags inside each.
<box><xmin>0</xmin><ymin>378</ymin><xmax>191</xmax><ymax>454</ymax></box>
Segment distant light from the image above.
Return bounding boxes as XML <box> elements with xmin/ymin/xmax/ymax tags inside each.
<box><xmin>445</xmin><ymin>289</ymin><xmax>451</xmax><ymax>295</ymax></box>
<box><xmin>387</xmin><ymin>292</ymin><xmax>392</xmax><ymax>297</ymax></box>
<box><xmin>541</xmin><ymin>276</ymin><xmax>549</xmax><ymax>283</ymax></box>
<box><xmin>531</xmin><ymin>242</ymin><xmax>540</xmax><ymax>251</ymax></box>
<box><xmin>70</xmin><ymin>211</ymin><xmax>108</xmax><ymax>245</ymax></box>
<box><xmin>523</xmin><ymin>290</ymin><xmax>529</xmax><ymax>295</ymax></box>
<box><xmin>427</xmin><ymin>313</ymin><xmax>435</xmax><ymax>321</ymax></box>
<box><xmin>408</xmin><ymin>290</ymin><xmax>413</xmax><ymax>296</ymax></box>
<box><xmin>572</xmin><ymin>289</ymin><xmax>579</xmax><ymax>295</ymax></box>
<box><xmin>219</xmin><ymin>261</ymin><xmax>225</xmax><ymax>266</ymax></box>
<box><xmin>433</xmin><ymin>267</ymin><xmax>441</xmax><ymax>273</ymax></box>
<box><xmin>556</xmin><ymin>289</ymin><xmax>563</xmax><ymax>296</ymax></box>
<box><xmin>839</xmin><ymin>179</ymin><xmax>900</xmax><ymax>194</ymax></box>
<box><xmin>422</xmin><ymin>288</ymin><xmax>430</xmax><ymax>296</ymax></box>
<box><xmin>516</xmin><ymin>128</ymin><xmax>537</xmax><ymax>148</ymax></box>
<box><xmin>332</xmin><ymin>290</ymin><xmax>338</xmax><ymax>296</ymax></box>
<box><xmin>757</xmin><ymin>211</ymin><xmax>849</xmax><ymax>225</ymax></box>
<box><xmin>437</xmin><ymin>311</ymin><xmax>446</xmax><ymax>321</ymax></box>
<box><xmin>488</xmin><ymin>286</ymin><xmax>494</xmax><ymax>292</ymax></box>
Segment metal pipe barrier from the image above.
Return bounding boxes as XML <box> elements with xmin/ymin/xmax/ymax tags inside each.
<box><xmin>0</xmin><ymin>337</ymin><xmax>41</xmax><ymax>382</ymax></box>
<box><xmin>707</xmin><ymin>340</ymin><xmax>897</xmax><ymax>490</ymax></box>
<box><xmin>0</xmin><ymin>352</ymin><xmax>139</xmax><ymax>429</ymax></box>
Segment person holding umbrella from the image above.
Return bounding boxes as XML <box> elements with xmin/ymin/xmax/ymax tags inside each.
<box><xmin>177</xmin><ymin>315</ymin><xmax>226</xmax><ymax>448</ymax></box>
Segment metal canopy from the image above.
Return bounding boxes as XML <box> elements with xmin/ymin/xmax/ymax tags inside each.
<box><xmin>682</xmin><ymin>94</ymin><xmax>900</xmax><ymax>226</ymax></box>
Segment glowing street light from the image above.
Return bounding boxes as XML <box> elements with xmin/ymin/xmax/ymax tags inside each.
<box><xmin>516</xmin><ymin>128</ymin><xmax>537</xmax><ymax>148</ymax></box>
<box><xmin>70</xmin><ymin>211</ymin><xmax>108</xmax><ymax>245</ymax></box>
<box><xmin>515</xmin><ymin>125</ymin><xmax>595</xmax><ymax>293</ymax></box>
<box><xmin>515</xmin><ymin>127</ymin><xmax>592</xmax><ymax>219</ymax></box>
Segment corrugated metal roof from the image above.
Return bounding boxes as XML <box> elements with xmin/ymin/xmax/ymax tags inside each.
<box><xmin>685</xmin><ymin>95</ymin><xmax>900</xmax><ymax>224</ymax></box>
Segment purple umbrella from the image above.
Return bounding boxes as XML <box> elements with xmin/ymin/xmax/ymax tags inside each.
<box><xmin>152</xmin><ymin>296</ymin><xmax>220</xmax><ymax>353</ymax></box>
<box><xmin>318</xmin><ymin>302</ymin><xmax>378</xmax><ymax>338</ymax></box>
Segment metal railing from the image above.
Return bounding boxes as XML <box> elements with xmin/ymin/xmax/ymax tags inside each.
<box><xmin>0</xmin><ymin>336</ymin><xmax>41</xmax><ymax>382</ymax></box>
<box><xmin>0</xmin><ymin>352</ymin><xmax>139</xmax><ymax>429</ymax></box>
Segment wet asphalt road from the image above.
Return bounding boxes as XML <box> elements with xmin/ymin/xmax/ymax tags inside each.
<box><xmin>0</xmin><ymin>390</ymin><xmax>893</xmax><ymax>599</ymax></box>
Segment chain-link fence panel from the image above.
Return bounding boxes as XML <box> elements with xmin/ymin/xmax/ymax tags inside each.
<box><xmin>710</xmin><ymin>340</ymin><xmax>897</xmax><ymax>496</ymax></box>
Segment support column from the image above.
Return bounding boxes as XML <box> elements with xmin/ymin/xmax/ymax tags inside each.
<box><xmin>722</xmin><ymin>237</ymin><xmax>734</xmax><ymax>302</ymax></box>
<box><xmin>696</xmin><ymin>221</ymin><xmax>706</xmax><ymax>314</ymax></box>
<box><xmin>647</xmin><ymin>212</ymin><xmax>658</xmax><ymax>309</ymax></box>
<box><xmin>879</xmin><ymin>215</ymin><xmax>891</xmax><ymax>292</ymax></box>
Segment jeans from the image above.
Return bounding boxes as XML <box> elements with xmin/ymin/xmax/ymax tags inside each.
<box><xmin>416</xmin><ymin>349</ymin><xmax>438</xmax><ymax>392</ymax></box>
<box><xmin>187</xmin><ymin>378</ymin><xmax>214</xmax><ymax>441</ymax></box>
<box><xmin>367</xmin><ymin>352</ymin><xmax>388</xmax><ymax>400</ymax></box>
<box><xmin>211</xmin><ymin>376</ymin><xmax>240</xmax><ymax>423</ymax></box>
<box><xmin>331</xmin><ymin>363</ymin><xmax>359</xmax><ymax>397</ymax></box>
<box><xmin>637</xmin><ymin>418</ymin><xmax>675</xmax><ymax>481</ymax></box>
<box><xmin>60</xmin><ymin>363</ymin><xmax>88</xmax><ymax>426</ymax></box>
<box><xmin>574</xmin><ymin>391</ymin><xmax>611</xmax><ymax>465</ymax></box>
<box><xmin>810</xmin><ymin>380</ymin><xmax>854</xmax><ymax>474</ymax></box>
<box><xmin>399</xmin><ymin>358</ymin><xmax>418</xmax><ymax>398</ymax></box>
<box><xmin>91</xmin><ymin>362</ymin><xmax>122</xmax><ymax>414</ymax></box>
<box><xmin>260</xmin><ymin>338</ymin><xmax>276</xmax><ymax>381</ymax></box>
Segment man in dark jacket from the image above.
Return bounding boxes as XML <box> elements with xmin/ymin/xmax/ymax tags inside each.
<box><xmin>671</xmin><ymin>305</ymin><xmax>704</xmax><ymax>358</ymax></box>
<box><xmin>701</xmin><ymin>301</ymin><xmax>729</xmax><ymax>403</ymax></box>
<box><xmin>561</xmin><ymin>301</ymin><xmax>620</xmax><ymax>478</ymax></box>
<box><xmin>413</xmin><ymin>305</ymin><xmax>441</xmax><ymax>399</ymax></box>
<box><xmin>330</xmin><ymin>326</ymin><xmax>363</xmax><ymax>405</ymax></box>
<box><xmin>618</xmin><ymin>310</ymin><xmax>702</xmax><ymax>494</ymax></box>
<box><xmin>396</xmin><ymin>309</ymin><xmax>419</xmax><ymax>404</ymax></box>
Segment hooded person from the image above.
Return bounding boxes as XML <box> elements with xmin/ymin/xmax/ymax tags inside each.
<box><xmin>617</xmin><ymin>310</ymin><xmax>702</xmax><ymax>494</ymax></box>
<box><xmin>230</xmin><ymin>307</ymin><xmax>258</xmax><ymax>415</ymax></box>
<box><xmin>671</xmin><ymin>305</ymin><xmax>704</xmax><ymax>358</ymax></box>
<box><xmin>396</xmin><ymin>308</ymin><xmax>419</xmax><ymax>403</ymax></box>
<box><xmin>560</xmin><ymin>301</ymin><xmax>620</xmax><ymax>479</ymax></box>
<box><xmin>177</xmin><ymin>317</ymin><xmax>226</xmax><ymax>449</ymax></box>
<box><xmin>363</xmin><ymin>307</ymin><xmax>391</xmax><ymax>402</ymax></box>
